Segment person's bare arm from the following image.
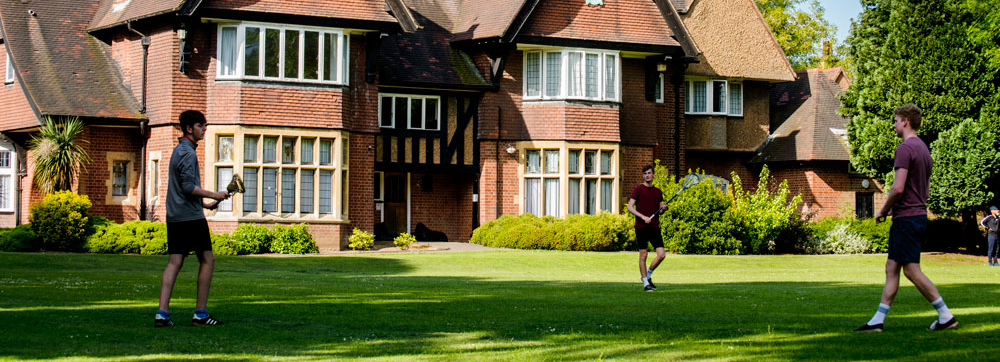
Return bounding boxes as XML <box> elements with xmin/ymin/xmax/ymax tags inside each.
<box><xmin>192</xmin><ymin>186</ymin><xmax>230</xmax><ymax>210</ymax></box>
<box><xmin>876</xmin><ymin>167</ymin><xmax>908</xmax><ymax>223</ymax></box>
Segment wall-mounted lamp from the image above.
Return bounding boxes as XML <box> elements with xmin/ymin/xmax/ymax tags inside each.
<box><xmin>505</xmin><ymin>143</ymin><xmax>516</xmax><ymax>154</ymax></box>
<box><xmin>656</xmin><ymin>63</ymin><xmax>667</xmax><ymax>72</ymax></box>
<box><xmin>861</xmin><ymin>179</ymin><xmax>870</xmax><ymax>189</ymax></box>
<box><xmin>177</xmin><ymin>28</ymin><xmax>187</xmax><ymax>40</ymax></box>
<box><xmin>27</xmin><ymin>9</ymin><xmax>36</xmax><ymax>17</ymax></box>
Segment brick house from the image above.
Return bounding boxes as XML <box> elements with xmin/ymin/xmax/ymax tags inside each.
<box><xmin>1</xmin><ymin>0</ymin><xmax>793</xmax><ymax>250</ymax></box>
<box><xmin>755</xmin><ymin>67</ymin><xmax>886</xmax><ymax>219</ymax></box>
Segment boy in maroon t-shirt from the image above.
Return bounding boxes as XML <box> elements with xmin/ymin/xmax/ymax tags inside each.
<box><xmin>854</xmin><ymin>104</ymin><xmax>957</xmax><ymax>333</ymax></box>
<box><xmin>627</xmin><ymin>165</ymin><xmax>667</xmax><ymax>292</ymax></box>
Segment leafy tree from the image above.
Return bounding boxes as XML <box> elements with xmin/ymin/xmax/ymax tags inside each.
<box><xmin>840</xmin><ymin>0</ymin><xmax>1000</xmax><ymax>250</ymax></box>
<box><xmin>28</xmin><ymin>116</ymin><xmax>91</xmax><ymax>194</ymax></box>
<box><xmin>755</xmin><ymin>0</ymin><xmax>839</xmax><ymax>70</ymax></box>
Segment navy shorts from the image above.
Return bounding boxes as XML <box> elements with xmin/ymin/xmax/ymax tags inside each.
<box><xmin>635</xmin><ymin>227</ymin><xmax>664</xmax><ymax>251</ymax></box>
<box><xmin>167</xmin><ymin>218</ymin><xmax>213</xmax><ymax>255</ymax></box>
<box><xmin>888</xmin><ymin>215</ymin><xmax>927</xmax><ymax>264</ymax></box>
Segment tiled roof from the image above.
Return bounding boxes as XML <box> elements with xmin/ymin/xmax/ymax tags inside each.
<box><xmin>451</xmin><ymin>0</ymin><xmax>529</xmax><ymax>42</ymax></box>
<box><xmin>90</xmin><ymin>0</ymin><xmax>186</xmax><ymax>31</ymax></box>
<box><xmin>379</xmin><ymin>6</ymin><xmax>488</xmax><ymax>88</ymax></box>
<box><xmin>1</xmin><ymin>0</ymin><xmax>145</xmax><ymax>120</ymax></box>
<box><xmin>754</xmin><ymin>68</ymin><xmax>852</xmax><ymax>163</ymax></box>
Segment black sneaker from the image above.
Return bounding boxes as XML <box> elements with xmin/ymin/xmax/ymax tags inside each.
<box><xmin>927</xmin><ymin>317</ymin><xmax>958</xmax><ymax>331</ymax></box>
<box><xmin>647</xmin><ymin>279</ymin><xmax>657</xmax><ymax>291</ymax></box>
<box><xmin>192</xmin><ymin>315</ymin><xmax>224</xmax><ymax>326</ymax></box>
<box><xmin>644</xmin><ymin>284</ymin><xmax>655</xmax><ymax>292</ymax></box>
<box><xmin>853</xmin><ymin>323</ymin><xmax>883</xmax><ymax>333</ymax></box>
<box><xmin>154</xmin><ymin>317</ymin><xmax>174</xmax><ymax>327</ymax></box>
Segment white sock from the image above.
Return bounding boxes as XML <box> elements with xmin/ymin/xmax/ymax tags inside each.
<box><xmin>646</xmin><ymin>269</ymin><xmax>654</xmax><ymax>278</ymax></box>
<box><xmin>868</xmin><ymin>303</ymin><xmax>890</xmax><ymax>325</ymax></box>
<box><xmin>641</xmin><ymin>277</ymin><xmax>650</xmax><ymax>286</ymax></box>
<box><xmin>931</xmin><ymin>297</ymin><xmax>954</xmax><ymax>323</ymax></box>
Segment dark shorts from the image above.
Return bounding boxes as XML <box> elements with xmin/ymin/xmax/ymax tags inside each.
<box><xmin>888</xmin><ymin>215</ymin><xmax>927</xmax><ymax>264</ymax></box>
<box><xmin>635</xmin><ymin>227</ymin><xmax>664</xmax><ymax>251</ymax></box>
<box><xmin>167</xmin><ymin>218</ymin><xmax>213</xmax><ymax>255</ymax></box>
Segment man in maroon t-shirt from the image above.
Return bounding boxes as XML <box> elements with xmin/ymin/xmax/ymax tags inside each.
<box><xmin>627</xmin><ymin>164</ymin><xmax>667</xmax><ymax>292</ymax></box>
<box><xmin>854</xmin><ymin>104</ymin><xmax>957</xmax><ymax>333</ymax></box>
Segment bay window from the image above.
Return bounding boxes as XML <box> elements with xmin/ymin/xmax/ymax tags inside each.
<box><xmin>217</xmin><ymin>22</ymin><xmax>349</xmax><ymax>85</ymax></box>
<box><xmin>521</xmin><ymin>142</ymin><xmax>619</xmax><ymax>217</ymax></box>
<box><xmin>685</xmin><ymin>78</ymin><xmax>743</xmax><ymax>116</ymax></box>
<box><xmin>524</xmin><ymin>48</ymin><xmax>620</xmax><ymax>102</ymax></box>
<box><xmin>208</xmin><ymin>126</ymin><xmax>349</xmax><ymax>222</ymax></box>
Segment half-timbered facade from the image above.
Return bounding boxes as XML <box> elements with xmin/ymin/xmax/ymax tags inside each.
<box><xmin>0</xmin><ymin>0</ymin><xmax>793</xmax><ymax>250</ymax></box>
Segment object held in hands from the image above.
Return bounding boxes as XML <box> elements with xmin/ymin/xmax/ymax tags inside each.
<box><xmin>650</xmin><ymin>173</ymin><xmax>703</xmax><ymax>219</ymax></box>
<box><xmin>226</xmin><ymin>174</ymin><xmax>245</xmax><ymax>194</ymax></box>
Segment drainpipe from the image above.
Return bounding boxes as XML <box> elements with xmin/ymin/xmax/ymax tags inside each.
<box><xmin>496</xmin><ymin>106</ymin><xmax>502</xmax><ymax>219</ymax></box>
<box><xmin>128</xmin><ymin>21</ymin><xmax>151</xmax><ymax>220</ymax></box>
<box><xmin>673</xmin><ymin>59</ymin><xmax>691</xmax><ymax>177</ymax></box>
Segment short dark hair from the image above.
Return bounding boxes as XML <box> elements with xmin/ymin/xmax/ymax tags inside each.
<box><xmin>894</xmin><ymin>104</ymin><xmax>922</xmax><ymax>130</ymax></box>
<box><xmin>179</xmin><ymin>110</ymin><xmax>206</xmax><ymax>135</ymax></box>
<box><xmin>641</xmin><ymin>164</ymin><xmax>654</xmax><ymax>173</ymax></box>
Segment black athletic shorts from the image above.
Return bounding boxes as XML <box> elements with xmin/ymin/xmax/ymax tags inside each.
<box><xmin>167</xmin><ymin>218</ymin><xmax>213</xmax><ymax>255</ymax></box>
<box><xmin>635</xmin><ymin>227</ymin><xmax>664</xmax><ymax>250</ymax></box>
<box><xmin>888</xmin><ymin>215</ymin><xmax>927</xmax><ymax>264</ymax></box>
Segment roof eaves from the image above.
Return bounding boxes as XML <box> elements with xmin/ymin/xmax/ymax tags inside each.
<box><xmin>385</xmin><ymin>0</ymin><xmax>419</xmax><ymax>33</ymax></box>
<box><xmin>654</xmin><ymin>0</ymin><xmax>699</xmax><ymax>58</ymax></box>
<box><xmin>87</xmin><ymin>8</ymin><xmax>182</xmax><ymax>32</ymax></box>
<box><xmin>0</xmin><ymin>16</ymin><xmax>43</xmax><ymax>124</ymax></box>
<box><xmin>500</xmin><ymin>0</ymin><xmax>540</xmax><ymax>43</ymax></box>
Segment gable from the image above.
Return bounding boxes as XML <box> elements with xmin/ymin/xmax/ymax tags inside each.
<box><xmin>518</xmin><ymin>0</ymin><xmax>680</xmax><ymax>47</ymax></box>
<box><xmin>681</xmin><ymin>0</ymin><xmax>794</xmax><ymax>82</ymax></box>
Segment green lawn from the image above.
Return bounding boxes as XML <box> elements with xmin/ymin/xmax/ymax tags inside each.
<box><xmin>0</xmin><ymin>251</ymin><xmax>997</xmax><ymax>361</ymax></box>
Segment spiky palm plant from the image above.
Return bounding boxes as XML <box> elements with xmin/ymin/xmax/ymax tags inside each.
<box><xmin>29</xmin><ymin>116</ymin><xmax>91</xmax><ymax>194</ymax></box>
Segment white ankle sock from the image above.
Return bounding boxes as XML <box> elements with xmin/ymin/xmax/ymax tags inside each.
<box><xmin>931</xmin><ymin>297</ymin><xmax>953</xmax><ymax>323</ymax></box>
<box><xmin>641</xmin><ymin>277</ymin><xmax>650</xmax><ymax>286</ymax></box>
<box><xmin>868</xmin><ymin>303</ymin><xmax>890</xmax><ymax>325</ymax></box>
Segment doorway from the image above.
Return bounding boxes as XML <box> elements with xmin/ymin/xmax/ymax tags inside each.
<box><xmin>381</xmin><ymin>173</ymin><xmax>409</xmax><ymax>236</ymax></box>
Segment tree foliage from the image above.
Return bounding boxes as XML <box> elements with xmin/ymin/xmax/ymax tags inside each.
<box><xmin>28</xmin><ymin>116</ymin><xmax>91</xmax><ymax>194</ymax></box>
<box><xmin>755</xmin><ymin>0</ymin><xmax>839</xmax><ymax>70</ymax></box>
<box><xmin>840</xmin><ymin>0</ymin><xmax>1000</xmax><ymax>217</ymax></box>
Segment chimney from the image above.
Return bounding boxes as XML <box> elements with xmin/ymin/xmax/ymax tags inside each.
<box><xmin>819</xmin><ymin>39</ymin><xmax>832</xmax><ymax>69</ymax></box>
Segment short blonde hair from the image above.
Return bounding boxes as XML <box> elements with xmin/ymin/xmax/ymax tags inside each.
<box><xmin>894</xmin><ymin>104</ymin><xmax>923</xmax><ymax>130</ymax></box>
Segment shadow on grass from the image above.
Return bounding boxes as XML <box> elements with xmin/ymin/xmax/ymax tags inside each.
<box><xmin>1</xmin><ymin>253</ymin><xmax>998</xmax><ymax>360</ymax></box>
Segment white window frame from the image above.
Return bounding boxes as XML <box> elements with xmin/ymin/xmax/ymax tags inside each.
<box><xmin>205</xmin><ymin>126</ymin><xmax>349</xmax><ymax>223</ymax></box>
<box><xmin>0</xmin><ymin>145</ymin><xmax>14</xmax><ymax>212</ymax></box>
<box><xmin>522</xmin><ymin>47</ymin><xmax>620</xmax><ymax>102</ymax></box>
<box><xmin>655</xmin><ymin>73</ymin><xmax>665</xmax><ymax>103</ymax></box>
<box><xmin>518</xmin><ymin>141</ymin><xmax>619</xmax><ymax>217</ymax></box>
<box><xmin>5</xmin><ymin>54</ymin><xmax>14</xmax><ymax>84</ymax></box>
<box><xmin>216</xmin><ymin>22</ymin><xmax>349</xmax><ymax>86</ymax></box>
<box><xmin>685</xmin><ymin>78</ymin><xmax>743</xmax><ymax>116</ymax></box>
<box><xmin>378</xmin><ymin>93</ymin><xmax>442</xmax><ymax>131</ymax></box>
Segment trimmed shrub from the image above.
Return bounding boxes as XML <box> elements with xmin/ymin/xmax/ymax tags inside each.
<box><xmin>725</xmin><ymin>166</ymin><xmax>806</xmax><ymax>254</ymax></box>
<box><xmin>211</xmin><ymin>233</ymin><xmax>238</xmax><ymax>256</ymax></box>
<box><xmin>29</xmin><ymin>191</ymin><xmax>91</xmax><ymax>251</ymax></box>
<box><xmin>0</xmin><ymin>224</ymin><xmax>40</xmax><ymax>252</ymax></box>
<box><xmin>653</xmin><ymin>166</ymin><xmax>736</xmax><ymax>254</ymax></box>
<box><xmin>348</xmin><ymin>228</ymin><xmax>375</xmax><ymax>250</ymax></box>
<box><xmin>270</xmin><ymin>224</ymin><xmax>319</xmax><ymax>254</ymax></box>
<box><xmin>394</xmin><ymin>232</ymin><xmax>416</xmax><ymax>250</ymax></box>
<box><xmin>231</xmin><ymin>223</ymin><xmax>271</xmax><ymax>255</ymax></box>
<box><xmin>470</xmin><ymin>213</ymin><xmax>634</xmax><ymax>251</ymax></box>
<box><xmin>807</xmin><ymin>216</ymin><xmax>891</xmax><ymax>253</ymax></box>
<box><xmin>84</xmin><ymin>220</ymin><xmax>167</xmax><ymax>255</ymax></box>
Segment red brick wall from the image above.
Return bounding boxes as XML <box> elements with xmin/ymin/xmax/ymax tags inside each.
<box><xmin>76</xmin><ymin>127</ymin><xmax>144</xmax><ymax>222</ymax></box>
<box><xmin>685</xmin><ymin>150</ymin><xmax>758</xmax><ymax>188</ymax></box>
<box><xmin>771</xmin><ymin>163</ymin><xmax>887</xmax><ymax>219</ymax></box>
<box><xmin>621</xmin><ymin>145</ymin><xmax>655</xmax><ymax>201</ymax></box>
<box><xmin>477</xmin><ymin>141</ymin><xmax>522</xmax><ymax>222</ymax></box>
<box><xmin>520</xmin><ymin>0</ymin><xmax>676</xmax><ymax>47</ymax></box>
<box><xmin>409</xmin><ymin>172</ymin><xmax>475</xmax><ymax>242</ymax></box>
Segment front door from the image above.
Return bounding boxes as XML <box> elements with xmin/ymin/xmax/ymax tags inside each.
<box><xmin>382</xmin><ymin>173</ymin><xmax>408</xmax><ymax>235</ymax></box>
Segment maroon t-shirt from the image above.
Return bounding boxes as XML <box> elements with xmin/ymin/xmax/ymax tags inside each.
<box><xmin>631</xmin><ymin>184</ymin><xmax>663</xmax><ymax>229</ymax></box>
<box><xmin>892</xmin><ymin>136</ymin><xmax>931</xmax><ymax>218</ymax></box>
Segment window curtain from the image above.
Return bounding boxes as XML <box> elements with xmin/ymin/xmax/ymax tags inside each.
<box><xmin>544</xmin><ymin>179</ymin><xmax>559</xmax><ymax>216</ymax></box>
<box><xmin>568</xmin><ymin>179</ymin><xmax>580</xmax><ymax>214</ymax></box>
<box><xmin>525</xmin><ymin>179</ymin><xmax>541</xmax><ymax>216</ymax></box>
<box><xmin>692</xmin><ymin>81</ymin><xmax>707</xmax><ymax>112</ymax></box>
<box><xmin>604</xmin><ymin>54</ymin><xmax>616</xmax><ymax>100</ymax></box>
<box><xmin>567</xmin><ymin>52</ymin><xmax>583</xmax><ymax>97</ymax></box>
<box><xmin>600</xmin><ymin>179</ymin><xmax>613</xmax><ymax>212</ymax></box>
<box><xmin>219</xmin><ymin>27</ymin><xmax>237</xmax><ymax>76</ymax></box>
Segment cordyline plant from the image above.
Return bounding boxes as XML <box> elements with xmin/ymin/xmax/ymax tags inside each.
<box><xmin>29</xmin><ymin>116</ymin><xmax>91</xmax><ymax>194</ymax></box>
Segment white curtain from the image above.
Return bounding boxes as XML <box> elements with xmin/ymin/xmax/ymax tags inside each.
<box><xmin>568</xmin><ymin>179</ymin><xmax>580</xmax><ymax>214</ymax></box>
<box><xmin>219</xmin><ymin>27</ymin><xmax>237</xmax><ymax>76</ymax></box>
<box><xmin>604</xmin><ymin>54</ymin><xmax>616</xmax><ymax>100</ymax></box>
<box><xmin>525</xmin><ymin>179</ymin><xmax>541</xmax><ymax>216</ymax></box>
<box><xmin>568</xmin><ymin>52</ymin><xmax>583</xmax><ymax>97</ymax></box>
<box><xmin>545</xmin><ymin>179</ymin><xmax>559</xmax><ymax>216</ymax></box>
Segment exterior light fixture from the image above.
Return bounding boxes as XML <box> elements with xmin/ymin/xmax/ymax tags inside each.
<box><xmin>505</xmin><ymin>143</ymin><xmax>516</xmax><ymax>154</ymax></box>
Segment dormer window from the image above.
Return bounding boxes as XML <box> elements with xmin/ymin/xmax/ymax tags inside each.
<box><xmin>5</xmin><ymin>55</ymin><xmax>13</xmax><ymax>84</ymax></box>
<box><xmin>216</xmin><ymin>22</ymin><xmax>349</xmax><ymax>85</ymax></box>
<box><xmin>523</xmin><ymin>48</ymin><xmax>619</xmax><ymax>102</ymax></box>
